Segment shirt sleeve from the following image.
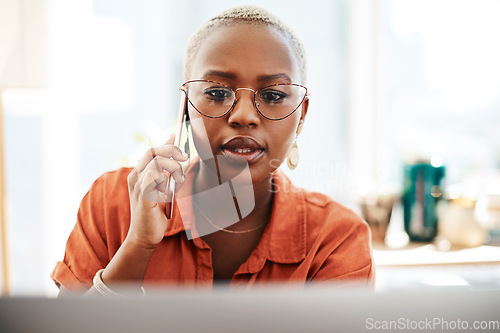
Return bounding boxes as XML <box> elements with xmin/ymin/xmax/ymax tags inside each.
<box><xmin>50</xmin><ymin>174</ymin><xmax>114</xmax><ymax>294</ymax></box>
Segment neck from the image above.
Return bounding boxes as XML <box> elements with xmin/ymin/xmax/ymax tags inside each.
<box><xmin>194</xmin><ymin>159</ymin><xmax>274</xmax><ymax>229</ymax></box>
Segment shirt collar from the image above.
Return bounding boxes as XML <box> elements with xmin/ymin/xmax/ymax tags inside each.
<box><xmin>164</xmin><ymin>159</ymin><xmax>307</xmax><ymax>267</ymax></box>
<box><xmin>264</xmin><ymin>170</ymin><xmax>307</xmax><ymax>263</ymax></box>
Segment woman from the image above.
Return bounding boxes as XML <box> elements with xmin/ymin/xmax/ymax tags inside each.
<box><xmin>52</xmin><ymin>5</ymin><xmax>373</xmax><ymax>296</ymax></box>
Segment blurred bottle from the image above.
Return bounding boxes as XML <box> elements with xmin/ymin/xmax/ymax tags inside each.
<box><xmin>402</xmin><ymin>159</ymin><xmax>445</xmax><ymax>242</ymax></box>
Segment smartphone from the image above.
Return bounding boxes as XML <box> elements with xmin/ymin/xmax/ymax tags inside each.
<box><xmin>165</xmin><ymin>92</ymin><xmax>188</xmax><ymax>219</ymax></box>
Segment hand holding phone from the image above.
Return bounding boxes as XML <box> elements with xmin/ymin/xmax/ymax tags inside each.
<box><xmin>124</xmin><ymin>91</ymin><xmax>189</xmax><ymax>250</ymax></box>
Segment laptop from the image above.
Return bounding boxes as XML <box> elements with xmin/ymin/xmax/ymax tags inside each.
<box><xmin>1</xmin><ymin>286</ymin><xmax>499</xmax><ymax>332</ymax></box>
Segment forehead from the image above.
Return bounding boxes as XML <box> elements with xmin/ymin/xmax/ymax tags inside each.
<box><xmin>189</xmin><ymin>23</ymin><xmax>300</xmax><ymax>83</ymax></box>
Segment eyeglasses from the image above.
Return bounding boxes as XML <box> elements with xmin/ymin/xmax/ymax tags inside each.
<box><xmin>180</xmin><ymin>80</ymin><xmax>308</xmax><ymax>121</ymax></box>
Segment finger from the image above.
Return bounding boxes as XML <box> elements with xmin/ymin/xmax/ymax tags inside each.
<box><xmin>136</xmin><ymin>144</ymin><xmax>188</xmax><ymax>173</ymax></box>
<box><xmin>127</xmin><ymin>168</ymin><xmax>139</xmax><ymax>192</ymax></box>
<box><xmin>139</xmin><ymin>170</ymin><xmax>179</xmax><ymax>204</ymax></box>
<box><xmin>155</xmin><ymin>171</ymin><xmax>169</xmax><ymax>194</ymax></box>
<box><xmin>134</xmin><ymin>157</ymin><xmax>185</xmax><ymax>202</ymax></box>
<box><xmin>140</xmin><ymin>169</ymin><xmax>164</xmax><ymax>203</ymax></box>
<box><xmin>158</xmin><ymin>171</ymin><xmax>184</xmax><ymax>195</ymax></box>
<box><xmin>144</xmin><ymin>156</ymin><xmax>185</xmax><ymax>185</ymax></box>
<box><xmin>158</xmin><ymin>189</ymin><xmax>170</xmax><ymax>203</ymax></box>
<box><xmin>135</xmin><ymin>166</ymin><xmax>160</xmax><ymax>198</ymax></box>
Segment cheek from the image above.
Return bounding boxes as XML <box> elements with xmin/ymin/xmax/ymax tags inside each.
<box><xmin>271</xmin><ymin>115</ymin><xmax>300</xmax><ymax>154</ymax></box>
<box><xmin>188</xmin><ymin>110</ymin><xmax>217</xmax><ymax>159</ymax></box>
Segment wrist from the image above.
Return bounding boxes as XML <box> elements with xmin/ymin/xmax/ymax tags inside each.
<box><xmin>124</xmin><ymin>233</ymin><xmax>160</xmax><ymax>253</ymax></box>
<box><xmin>100</xmin><ymin>237</ymin><xmax>157</xmax><ymax>287</ymax></box>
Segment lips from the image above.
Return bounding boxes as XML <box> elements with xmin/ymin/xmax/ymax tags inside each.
<box><xmin>221</xmin><ymin>136</ymin><xmax>265</xmax><ymax>164</ymax></box>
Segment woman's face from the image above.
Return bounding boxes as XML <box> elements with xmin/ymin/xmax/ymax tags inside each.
<box><xmin>187</xmin><ymin>23</ymin><xmax>308</xmax><ymax>184</ymax></box>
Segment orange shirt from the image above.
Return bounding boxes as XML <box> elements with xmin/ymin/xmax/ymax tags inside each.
<box><xmin>51</xmin><ymin>162</ymin><xmax>373</xmax><ymax>293</ymax></box>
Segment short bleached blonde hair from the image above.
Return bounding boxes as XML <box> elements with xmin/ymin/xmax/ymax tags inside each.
<box><xmin>183</xmin><ymin>5</ymin><xmax>307</xmax><ymax>84</ymax></box>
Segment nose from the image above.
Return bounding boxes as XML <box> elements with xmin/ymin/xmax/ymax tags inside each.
<box><xmin>227</xmin><ymin>88</ymin><xmax>261</xmax><ymax>128</ymax></box>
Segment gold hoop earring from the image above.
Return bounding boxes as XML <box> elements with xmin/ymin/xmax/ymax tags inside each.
<box><xmin>287</xmin><ymin>140</ymin><xmax>299</xmax><ymax>170</ymax></box>
<box><xmin>287</xmin><ymin>122</ymin><xmax>303</xmax><ymax>170</ymax></box>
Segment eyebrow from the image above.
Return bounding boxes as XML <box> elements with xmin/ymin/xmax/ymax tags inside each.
<box><xmin>201</xmin><ymin>70</ymin><xmax>292</xmax><ymax>83</ymax></box>
<box><xmin>201</xmin><ymin>70</ymin><xmax>237</xmax><ymax>80</ymax></box>
<box><xmin>257</xmin><ymin>73</ymin><xmax>292</xmax><ymax>83</ymax></box>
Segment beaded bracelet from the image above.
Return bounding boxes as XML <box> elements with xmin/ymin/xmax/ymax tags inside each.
<box><xmin>92</xmin><ymin>268</ymin><xmax>145</xmax><ymax>297</ymax></box>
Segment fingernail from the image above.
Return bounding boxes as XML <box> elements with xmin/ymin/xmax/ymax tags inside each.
<box><xmin>182</xmin><ymin>152</ymin><xmax>188</xmax><ymax>158</ymax></box>
<box><xmin>181</xmin><ymin>174</ymin><xmax>185</xmax><ymax>182</ymax></box>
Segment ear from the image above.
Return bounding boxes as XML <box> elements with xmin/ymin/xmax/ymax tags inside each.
<box><xmin>297</xmin><ymin>96</ymin><xmax>309</xmax><ymax>134</ymax></box>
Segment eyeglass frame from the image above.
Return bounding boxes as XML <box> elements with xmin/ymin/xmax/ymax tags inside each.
<box><xmin>179</xmin><ymin>79</ymin><xmax>309</xmax><ymax>121</ymax></box>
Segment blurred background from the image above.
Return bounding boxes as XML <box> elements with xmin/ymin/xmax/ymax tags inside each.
<box><xmin>1</xmin><ymin>0</ymin><xmax>499</xmax><ymax>296</ymax></box>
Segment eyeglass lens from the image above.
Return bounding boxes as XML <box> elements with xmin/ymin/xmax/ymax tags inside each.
<box><xmin>183</xmin><ymin>81</ymin><xmax>306</xmax><ymax>120</ymax></box>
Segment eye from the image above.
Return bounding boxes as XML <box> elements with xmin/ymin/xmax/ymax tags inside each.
<box><xmin>259</xmin><ymin>89</ymin><xmax>288</xmax><ymax>103</ymax></box>
<box><xmin>203</xmin><ymin>87</ymin><xmax>233</xmax><ymax>101</ymax></box>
